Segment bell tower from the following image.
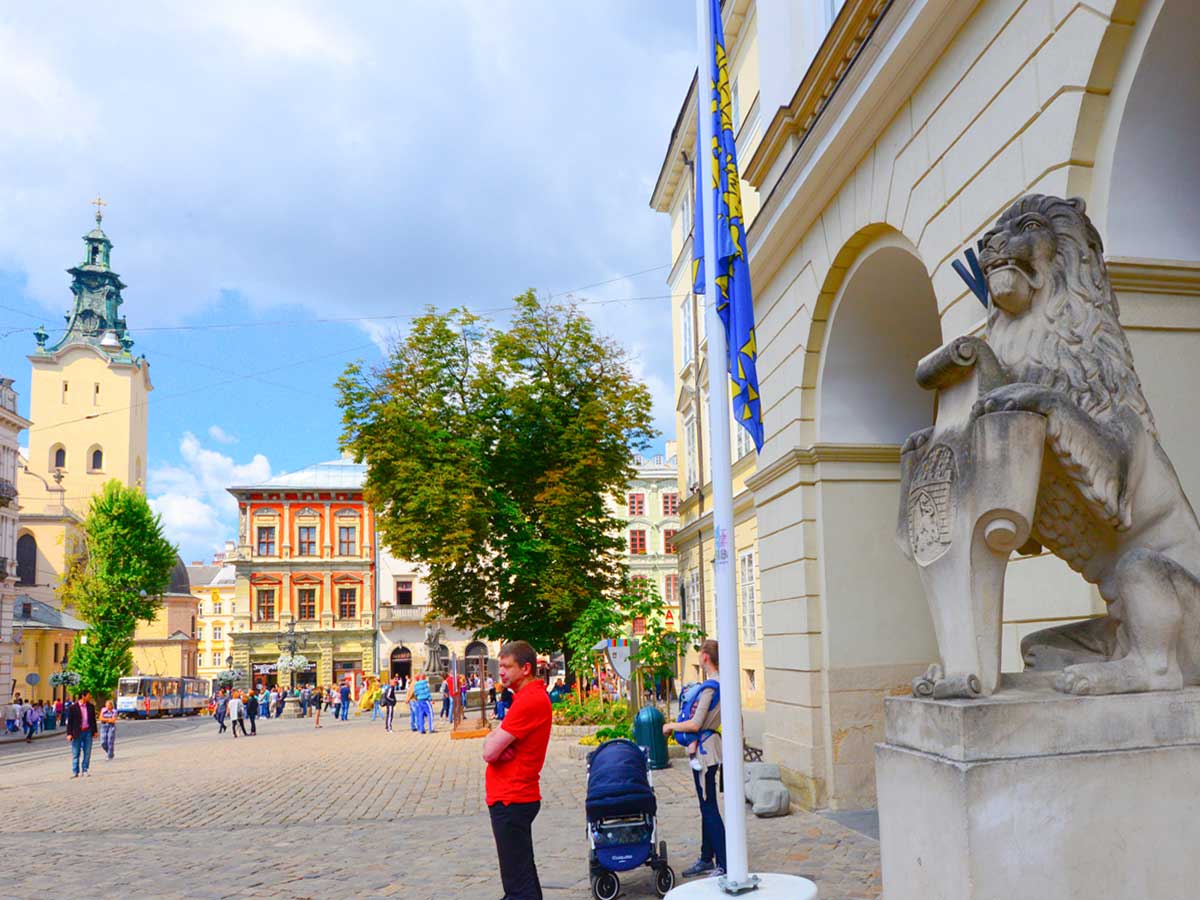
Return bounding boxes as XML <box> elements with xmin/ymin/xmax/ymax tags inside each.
<box><xmin>22</xmin><ymin>199</ymin><xmax>152</xmax><ymax>514</ymax></box>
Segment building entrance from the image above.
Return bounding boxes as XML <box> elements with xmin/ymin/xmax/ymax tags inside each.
<box><xmin>390</xmin><ymin>646</ymin><xmax>412</xmax><ymax>687</ymax></box>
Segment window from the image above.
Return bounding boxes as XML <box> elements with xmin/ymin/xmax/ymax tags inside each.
<box><xmin>61</xmin><ymin>381</ymin><xmax>68</xmax><ymax>404</ymax></box>
<box><xmin>338</xmin><ymin>588</ymin><xmax>357</xmax><ymax>619</ymax></box>
<box><xmin>256</xmin><ymin>526</ymin><xmax>276</xmax><ymax>556</ymax></box>
<box><xmin>680</xmin><ymin>298</ymin><xmax>694</xmax><ymax>365</ymax></box>
<box><xmin>53</xmin><ymin>446</ymin><xmax>66</xmax><ymax>470</ymax></box>
<box><xmin>629</xmin><ymin>530</ymin><xmax>647</xmax><ymax>555</ymax></box>
<box><xmin>665</xmin><ymin>573</ymin><xmax>678</xmax><ymax>607</ymax></box>
<box><xmin>297</xmin><ymin>526</ymin><xmax>317</xmax><ymax>556</ymax></box>
<box><xmin>731</xmin><ymin>77</ymin><xmax>741</xmax><ymax>130</ymax></box>
<box><xmin>684</xmin><ymin>418</ymin><xmax>698</xmax><ymax>489</ymax></box>
<box><xmin>93</xmin><ymin>383</ymin><xmax>101</xmax><ymax>406</ymax></box>
<box><xmin>255</xmin><ymin>589</ymin><xmax>275</xmax><ymax>621</ymax></box>
<box><xmin>298</xmin><ymin>588</ymin><xmax>316</xmax><ymax>620</ymax></box>
<box><xmin>213</xmin><ymin>625</ymin><xmax>223</xmax><ymax>642</ymax></box>
<box><xmin>16</xmin><ymin>533</ymin><xmax>36</xmax><ymax>586</ymax></box>
<box><xmin>627</xmin><ymin>493</ymin><xmax>645</xmax><ymax>517</ymax></box>
<box><xmin>90</xmin><ymin>448</ymin><xmax>103</xmax><ymax>471</ymax></box>
<box><xmin>212</xmin><ymin>653</ymin><xmax>221</xmax><ymax>667</ymax></box>
<box><xmin>663</xmin><ymin>529</ymin><xmax>678</xmax><ymax>555</ymax></box>
<box><xmin>739</xmin><ymin>550</ymin><xmax>758</xmax><ymax>645</ymax></box>
<box><xmin>212</xmin><ymin>600</ymin><xmax>222</xmax><ymax>616</ymax></box>
<box><xmin>396</xmin><ymin>580</ymin><xmax>414</xmax><ymax>605</ymax></box>
<box><xmin>662</xmin><ymin>492</ymin><xmax>679</xmax><ymax>516</ymax></box>
<box><xmin>685</xmin><ymin>568</ymin><xmax>701</xmax><ymax>624</ymax></box>
<box><xmin>735</xmin><ymin>422</ymin><xmax>755</xmax><ymax>461</ymax></box>
<box><xmin>338</xmin><ymin>525</ymin><xmax>357</xmax><ymax>556</ymax></box>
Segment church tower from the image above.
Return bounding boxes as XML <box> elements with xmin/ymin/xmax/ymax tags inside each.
<box><xmin>23</xmin><ymin>200</ymin><xmax>152</xmax><ymax>514</ymax></box>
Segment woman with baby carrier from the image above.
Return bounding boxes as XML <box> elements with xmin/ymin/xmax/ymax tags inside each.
<box><xmin>662</xmin><ymin>638</ymin><xmax>724</xmax><ymax>879</ymax></box>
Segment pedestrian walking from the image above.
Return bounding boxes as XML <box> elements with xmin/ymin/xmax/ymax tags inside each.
<box><xmin>312</xmin><ymin>684</ymin><xmax>324</xmax><ymax>728</ymax></box>
<box><xmin>275</xmin><ymin>688</ymin><xmax>286</xmax><ymax>719</ymax></box>
<box><xmin>440</xmin><ymin>672</ymin><xmax>454</xmax><ymax>720</ymax></box>
<box><xmin>663</xmin><ymin>638</ymin><xmax>725</xmax><ymax>879</ymax></box>
<box><xmin>66</xmin><ymin>690</ymin><xmax>99</xmax><ymax>778</ymax></box>
<box><xmin>482</xmin><ymin>640</ymin><xmax>553</xmax><ymax>900</ymax></box>
<box><xmin>412</xmin><ymin>674</ymin><xmax>434</xmax><ymax>733</ymax></box>
<box><xmin>300</xmin><ymin>686</ymin><xmax>311</xmax><ymax>717</ymax></box>
<box><xmin>99</xmin><ymin>700</ymin><xmax>118</xmax><ymax>760</ymax></box>
<box><xmin>24</xmin><ymin>700</ymin><xmax>41</xmax><ymax>742</ymax></box>
<box><xmin>381</xmin><ymin>675</ymin><xmax>399</xmax><ymax>733</ymax></box>
<box><xmin>338</xmin><ymin>681</ymin><xmax>351</xmax><ymax>721</ymax></box>
<box><xmin>214</xmin><ymin>690</ymin><xmax>229</xmax><ymax>733</ymax></box>
<box><xmin>245</xmin><ymin>690</ymin><xmax>259</xmax><ymax>735</ymax></box>
<box><xmin>5</xmin><ymin>695</ymin><xmax>19</xmax><ymax>733</ymax></box>
<box><xmin>229</xmin><ymin>691</ymin><xmax>248</xmax><ymax>738</ymax></box>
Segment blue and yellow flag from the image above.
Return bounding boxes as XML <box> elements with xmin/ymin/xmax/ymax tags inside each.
<box><xmin>693</xmin><ymin>0</ymin><xmax>763</xmax><ymax>452</ymax></box>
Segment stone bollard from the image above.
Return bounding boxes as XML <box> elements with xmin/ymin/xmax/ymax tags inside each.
<box><xmin>744</xmin><ymin>762</ymin><xmax>791</xmax><ymax>817</ymax></box>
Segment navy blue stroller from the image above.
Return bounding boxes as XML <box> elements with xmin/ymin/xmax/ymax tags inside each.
<box><xmin>585</xmin><ymin>738</ymin><xmax>676</xmax><ymax>900</ymax></box>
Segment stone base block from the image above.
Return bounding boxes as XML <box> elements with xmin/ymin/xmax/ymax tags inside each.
<box><xmin>876</xmin><ymin>672</ymin><xmax>1200</xmax><ymax>900</ymax></box>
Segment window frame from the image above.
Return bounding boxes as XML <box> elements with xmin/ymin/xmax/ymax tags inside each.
<box><xmin>255</xmin><ymin>589</ymin><xmax>276</xmax><ymax>622</ymax></box>
<box><xmin>739</xmin><ymin>550</ymin><xmax>758</xmax><ymax>646</ymax></box>
<box><xmin>338</xmin><ymin>587</ymin><xmax>357</xmax><ymax>619</ymax></box>
<box><xmin>663</xmin><ymin>529</ymin><xmax>678</xmax><ymax>555</ymax></box>
<box><xmin>627</xmin><ymin>492</ymin><xmax>645</xmax><ymax>517</ymax></box>
<box><xmin>256</xmin><ymin>525</ymin><xmax>277</xmax><ymax>557</ymax></box>
<box><xmin>297</xmin><ymin>588</ymin><xmax>317</xmax><ymax>621</ymax></box>
<box><xmin>629</xmin><ymin>529</ymin><xmax>647</xmax><ymax>555</ymax></box>
<box><xmin>396</xmin><ymin>580</ymin><xmax>414</xmax><ymax>606</ymax></box>
<box><xmin>680</xmin><ymin>296</ymin><xmax>694</xmax><ymax>367</ymax></box>
<box><xmin>297</xmin><ymin>525</ymin><xmax>318</xmax><ymax>557</ymax></box>
<box><xmin>662</xmin><ymin>492</ymin><xmax>679</xmax><ymax>516</ymax></box>
<box><xmin>337</xmin><ymin>525</ymin><xmax>357</xmax><ymax>556</ymax></box>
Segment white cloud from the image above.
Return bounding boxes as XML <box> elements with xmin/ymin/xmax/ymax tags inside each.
<box><xmin>149</xmin><ymin>432</ymin><xmax>270</xmax><ymax>560</ymax></box>
<box><xmin>207</xmin><ymin>424</ymin><xmax>238</xmax><ymax>445</ymax></box>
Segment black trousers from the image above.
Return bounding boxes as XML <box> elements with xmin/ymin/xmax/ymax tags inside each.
<box><xmin>489</xmin><ymin>801</ymin><xmax>542</xmax><ymax>900</ymax></box>
<box><xmin>384</xmin><ymin>704</ymin><xmax>395</xmax><ymax>730</ymax></box>
<box><xmin>247</xmin><ymin>713</ymin><xmax>257</xmax><ymax>735</ymax></box>
<box><xmin>232</xmin><ymin>717</ymin><xmax>247</xmax><ymax>736</ymax></box>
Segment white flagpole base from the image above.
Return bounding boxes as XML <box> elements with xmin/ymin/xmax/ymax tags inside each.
<box><xmin>665</xmin><ymin>873</ymin><xmax>818</xmax><ymax>899</ymax></box>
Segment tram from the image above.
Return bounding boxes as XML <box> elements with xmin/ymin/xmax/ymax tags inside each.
<box><xmin>116</xmin><ymin>676</ymin><xmax>211</xmax><ymax>718</ymax></box>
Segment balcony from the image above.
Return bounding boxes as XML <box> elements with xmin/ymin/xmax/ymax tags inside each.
<box><xmin>377</xmin><ymin>604</ymin><xmax>429</xmax><ymax>628</ymax></box>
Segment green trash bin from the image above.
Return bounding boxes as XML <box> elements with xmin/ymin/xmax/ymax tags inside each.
<box><xmin>633</xmin><ymin>704</ymin><xmax>670</xmax><ymax>770</ymax></box>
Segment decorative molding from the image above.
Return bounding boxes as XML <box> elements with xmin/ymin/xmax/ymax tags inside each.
<box><xmin>1108</xmin><ymin>257</ymin><xmax>1200</xmax><ymax>297</ymax></box>
<box><xmin>294</xmin><ymin>506</ymin><xmax>320</xmax><ymax>518</ymax></box>
<box><xmin>743</xmin><ymin>0</ymin><xmax>891</xmax><ymax>187</ymax></box>
<box><xmin>335</xmin><ymin>508</ymin><xmax>360</xmax><ymax>519</ymax></box>
<box><xmin>745</xmin><ymin>443</ymin><xmax>901</xmax><ymax>492</ymax></box>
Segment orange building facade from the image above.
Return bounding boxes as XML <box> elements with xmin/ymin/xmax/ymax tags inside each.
<box><xmin>227</xmin><ymin>460</ymin><xmax>376</xmax><ymax>695</ymax></box>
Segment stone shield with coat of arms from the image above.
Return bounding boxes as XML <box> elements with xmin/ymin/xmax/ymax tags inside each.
<box><xmin>908</xmin><ymin>444</ymin><xmax>956</xmax><ymax>564</ymax></box>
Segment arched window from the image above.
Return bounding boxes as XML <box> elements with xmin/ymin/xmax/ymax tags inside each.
<box><xmin>16</xmin><ymin>533</ymin><xmax>36</xmax><ymax>586</ymax></box>
<box><xmin>89</xmin><ymin>447</ymin><xmax>103</xmax><ymax>472</ymax></box>
<box><xmin>51</xmin><ymin>445</ymin><xmax>66</xmax><ymax>470</ymax></box>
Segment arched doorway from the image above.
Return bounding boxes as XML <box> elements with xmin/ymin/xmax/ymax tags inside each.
<box><xmin>390</xmin><ymin>646</ymin><xmax>412</xmax><ymax>687</ymax></box>
<box><xmin>16</xmin><ymin>533</ymin><xmax>36</xmax><ymax>586</ymax></box>
<box><xmin>804</xmin><ymin>230</ymin><xmax>944</xmax><ymax>809</ymax></box>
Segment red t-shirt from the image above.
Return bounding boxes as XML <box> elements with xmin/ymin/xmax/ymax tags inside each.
<box><xmin>486</xmin><ymin>679</ymin><xmax>552</xmax><ymax>806</ymax></box>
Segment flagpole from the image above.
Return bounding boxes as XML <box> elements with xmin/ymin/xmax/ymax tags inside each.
<box><xmin>694</xmin><ymin>0</ymin><xmax>752</xmax><ymax>890</ymax></box>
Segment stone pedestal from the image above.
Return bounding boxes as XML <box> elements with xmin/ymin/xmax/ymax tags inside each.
<box><xmin>876</xmin><ymin>672</ymin><xmax>1200</xmax><ymax>899</ymax></box>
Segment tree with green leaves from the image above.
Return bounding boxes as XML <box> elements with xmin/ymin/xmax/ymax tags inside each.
<box><xmin>338</xmin><ymin>293</ymin><xmax>657</xmax><ymax>668</ymax></box>
<box><xmin>61</xmin><ymin>480</ymin><xmax>178</xmax><ymax>698</ymax></box>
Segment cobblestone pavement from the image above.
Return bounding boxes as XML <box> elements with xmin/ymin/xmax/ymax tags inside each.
<box><xmin>0</xmin><ymin>711</ymin><xmax>881</xmax><ymax>899</ymax></box>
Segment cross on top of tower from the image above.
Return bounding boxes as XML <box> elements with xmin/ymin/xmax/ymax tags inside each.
<box><xmin>90</xmin><ymin>194</ymin><xmax>107</xmax><ymax>225</ymax></box>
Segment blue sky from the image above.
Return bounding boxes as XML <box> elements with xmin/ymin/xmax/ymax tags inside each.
<box><xmin>0</xmin><ymin>3</ymin><xmax>694</xmax><ymax>561</ymax></box>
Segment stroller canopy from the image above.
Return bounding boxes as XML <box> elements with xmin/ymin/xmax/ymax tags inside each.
<box><xmin>586</xmin><ymin>739</ymin><xmax>657</xmax><ymax>820</ymax></box>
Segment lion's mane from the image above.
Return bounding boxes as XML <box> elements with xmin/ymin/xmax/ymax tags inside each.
<box><xmin>986</xmin><ymin>194</ymin><xmax>1155</xmax><ymax>438</ymax></box>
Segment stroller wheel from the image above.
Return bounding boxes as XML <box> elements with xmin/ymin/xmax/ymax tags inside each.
<box><xmin>655</xmin><ymin>866</ymin><xmax>676</xmax><ymax>897</ymax></box>
<box><xmin>592</xmin><ymin>871</ymin><xmax>620</xmax><ymax>900</ymax></box>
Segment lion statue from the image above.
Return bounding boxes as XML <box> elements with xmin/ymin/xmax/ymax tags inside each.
<box><xmin>905</xmin><ymin>194</ymin><xmax>1200</xmax><ymax>696</ymax></box>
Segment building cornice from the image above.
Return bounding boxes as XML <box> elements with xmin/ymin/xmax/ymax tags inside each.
<box><xmin>1108</xmin><ymin>258</ymin><xmax>1200</xmax><ymax>297</ymax></box>
<box><xmin>744</xmin><ymin>443</ymin><xmax>901</xmax><ymax>492</ymax></box>
<box><xmin>742</xmin><ymin>0</ymin><xmax>891</xmax><ymax>187</ymax></box>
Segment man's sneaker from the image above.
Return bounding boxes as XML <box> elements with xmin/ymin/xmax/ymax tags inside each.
<box><xmin>709</xmin><ymin>867</ymin><xmax>726</xmax><ymax>879</ymax></box>
<box><xmin>682</xmin><ymin>860</ymin><xmax>714</xmax><ymax>878</ymax></box>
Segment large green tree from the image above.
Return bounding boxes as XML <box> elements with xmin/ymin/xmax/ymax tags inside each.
<box><xmin>337</xmin><ymin>293</ymin><xmax>656</xmax><ymax>662</ymax></box>
<box><xmin>61</xmin><ymin>480</ymin><xmax>178</xmax><ymax>698</ymax></box>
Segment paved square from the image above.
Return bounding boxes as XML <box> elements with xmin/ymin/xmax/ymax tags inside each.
<box><xmin>0</xmin><ymin>712</ymin><xmax>881</xmax><ymax>899</ymax></box>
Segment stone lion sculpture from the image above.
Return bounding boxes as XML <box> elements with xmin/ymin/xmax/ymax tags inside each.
<box><xmin>900</xmin><ymin>194</ymin><xmax>1200</xmax><ymax>696</ymax></box>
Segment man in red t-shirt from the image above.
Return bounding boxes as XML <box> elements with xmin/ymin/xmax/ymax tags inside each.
<box><xmin>482</xmin><ymin>640</ymin><xmax>552</xmax><ymax>900</ymax></box>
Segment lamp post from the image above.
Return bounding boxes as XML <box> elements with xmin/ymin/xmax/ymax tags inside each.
<box><xmin>275</xmin><ymin>619</ymin><xmax>310</xmax><ymax>697</ymax></box>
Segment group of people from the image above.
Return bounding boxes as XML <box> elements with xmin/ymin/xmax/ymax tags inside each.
<box><xmin>5</xmin><ymin>696</ymin><xmax>60</xmax><ymax>741</ymax></box>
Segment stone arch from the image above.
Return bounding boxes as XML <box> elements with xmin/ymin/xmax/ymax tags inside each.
<box><xmin>1082</xmin><ymin>0</ymin><xmax>1199</xmax><ymax>258</ymax></box>
<box><xmin>794</xmin><ymin>225</ymin><xmax>941</xmax><ymax>809</ymax></box>
<box><xmin>49</xmin><ymin>443</ymin><xmax>66</xmax><ymax>471</ymax></box>
<box><xmin>87</xmin><ymin>444</ymin><xmax>104</xmax><ymax>472</ymax></box>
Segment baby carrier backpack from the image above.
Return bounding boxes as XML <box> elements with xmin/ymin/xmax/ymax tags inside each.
<box><xmin>674</xmin><ymin>679</ymin><xmax>720</xmax><ymax>753</ymax></box>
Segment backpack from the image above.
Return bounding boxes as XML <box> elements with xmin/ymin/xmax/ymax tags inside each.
<box><xmin>675</xmin><ymin>679</ymin><xmax>720</xmax><ymax>753</ymax></box>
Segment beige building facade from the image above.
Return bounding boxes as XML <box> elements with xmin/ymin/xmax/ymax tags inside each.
<box><xmin>612</xmin><ymin>445</ymin><xmax>681</xmax><ymax>609</ymax></box>
<box><xmin>130</xmin><ymin>560</ymin><xmax>200</xmax><ymax>679</ymax></box>
<box><xmin>654</xmin><ymin>0</ymin><xmax>1199</xmax><ymax>808</ymax></box>
<box><xmin>190</xmin><ymin>561</ymin><xmax>236</xmax><ymax>679</ymax></box>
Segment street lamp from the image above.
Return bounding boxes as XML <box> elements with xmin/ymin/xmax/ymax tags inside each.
<box><xmin>274</xmin><ymin>619</ymin><xmax>310</xmax><ymax>698</ymax></box>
